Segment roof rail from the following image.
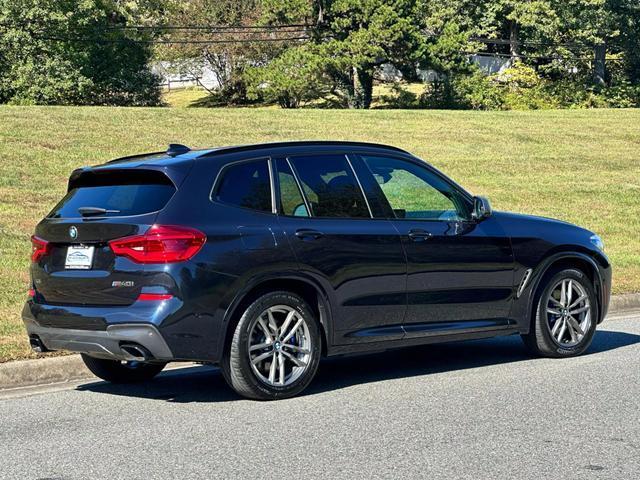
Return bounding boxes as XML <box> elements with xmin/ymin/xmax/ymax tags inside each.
<box><xmin>197</xmin><ymin>140</ymin><xmax>410</xmax><ymax>159</ymax></box>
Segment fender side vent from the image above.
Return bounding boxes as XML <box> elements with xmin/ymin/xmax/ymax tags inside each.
<box><xmin>516</xmin><ymin>268</ymin><xmax>533</xmax><ymax>298</ymax></box>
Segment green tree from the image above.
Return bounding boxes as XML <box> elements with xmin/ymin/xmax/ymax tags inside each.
<box><xmin>158</xmin><ymin>0</ymin><xmax>285</xmax><ymax>105</ymax></box>
<box><xmin>262</xmin><ymin>0</ymin><xmax>427</xmax><ymax>109</ymax></box>
<box><xmin>618</xmin><ymin>0</ymin><xmax>640</xmax><ymax>83</ymax></box>
<box><xmin>549</xmin><ymin>0</ymin><xmax>640</xmax><ymax>86</ymax></box>
<box><xmin>0</xmin><ymin>0</ymin><xmax>161</xmax><ymax>105</ymax></box>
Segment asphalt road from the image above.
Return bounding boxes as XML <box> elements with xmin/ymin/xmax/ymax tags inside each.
<box><xmin>1</xmin><ymin>311</ymin><xmax>639</xmax><ymax>480</ymax></box>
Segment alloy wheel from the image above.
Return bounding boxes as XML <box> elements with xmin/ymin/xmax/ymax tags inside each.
<box><xmin>546</xmin><ymin>278</ymin><xmax>592</xmax><ymax>347</ymax></box>
<box><xmin>247</xmin><ymin>305</ymin><xmax>313</xmax><ymax>387</ymax></box>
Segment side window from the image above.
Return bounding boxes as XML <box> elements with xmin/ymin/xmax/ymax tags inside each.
<box><xmin>214</xmin><ymin>159</ymin><xmax>272</xmax><ymax>213</ymax></box>
<box><xmin>276</xmin><ymin>158</ymin><xmax>309</xmax><ymax>217</ymax></box>
<box><xmin>361</xmin><ymin>156</ymin><xmax>470</xmax><ymax>221</ymax></box>
<box><xmin>289</xmin><ymin>154</ymin><xmax>370</xmax><ymax>218</ymax></box>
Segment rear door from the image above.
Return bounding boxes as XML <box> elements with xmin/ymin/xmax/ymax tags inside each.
<box><xmin>32</xmin><ymin>169</ymin><xmax>177</xmax><ymax>306</ymax></box>
<box><xmin>357</xmin><ymin>154</ymin><xmax>516</xmax><ymax>336</ymax></box>
<box><xmin>274</xmin><ymin>154</ymin><xmax>407</xmax><ymax>345</ymax></box>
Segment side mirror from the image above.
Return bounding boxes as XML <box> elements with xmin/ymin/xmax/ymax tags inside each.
<box><xmin>472</xmin><ymin>196</ymin><xmax>492</xmax><ymax>221</ymax></box>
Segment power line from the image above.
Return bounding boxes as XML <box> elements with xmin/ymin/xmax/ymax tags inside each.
<box><xmin>99</xmin><ymin>24</ymin><xmax>314</xmax><ymax>31</ymax></box>
<box><xmin>1</xmin><ymin>20</ymin><xmax>620</xmax><ymax>57</ymax></box>
<box><xmin>28</xmin><ymin>33</ymin><xmax>613</xmax><ymax>59</ymax></box>
<box><xmin>0</xmin><ymin>21</ymin><xmax>314</xmax><ymax>32</ymax></box>
<box><xmin>32</xmin><ymin>34</ymin><xmax>314</xmax><ymax>45</ymax></box>
<box><xmin>121</xmin><ymin>28</ymin><xmax>312</xmax><ymax>35</ymax></box>
<box><xmin>468</xmin><ymin>51</ymin><xmax>623</xmax><ymax>62</ymax></box>
<box><xmin>1</xmin><ymin>20</ymin><xmax>318</xmax><ymax>44</ymax></box>
<box><xmin>0</xmin><ymin>20</ymin><xmax>611</xmax><ymax>50</ymax></box>
<box><xmin>470</xmin><ymin>36</ymin><xmax>594</xmax><ymax>50</ymax></box>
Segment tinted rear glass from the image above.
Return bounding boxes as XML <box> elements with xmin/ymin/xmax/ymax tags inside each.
<box><xmin>48</xmin><ymin>173</ymin><xmax>176</xmax><ymax>219</ymax></box>
<box><xmin>214</xmin><ymin>159</ymin><xmax>272</xmax><ymax>213</ymax></box>
<box><xmin>276</xmin><ymin>158</ymin><xmax>309</xmax><ymax>217</ymax></box>
<box><xmin>289</xmin><ymin>155</ymin><xmax>370</xmax><ymax>218</ymax></box>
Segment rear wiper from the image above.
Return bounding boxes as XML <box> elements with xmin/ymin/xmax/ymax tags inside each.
<box><xmin>78</xmin><ymin>207</ymin><xmax>120</xmax><ymax>217</ymax></box>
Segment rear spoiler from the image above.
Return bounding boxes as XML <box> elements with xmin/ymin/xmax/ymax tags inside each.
<box><xmin>67</xmin><ymin>168</ymin><xmax>177</xmax><ymax>192</ymax></box>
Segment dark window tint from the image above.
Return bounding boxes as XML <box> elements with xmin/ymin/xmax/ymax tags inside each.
<box><xmin>276</xmin><ymin>159</ymin><xmax>309</xmax><ymax>217</ymax></box>
<box><xmin>215</xmin><ymin>160</ymin><xmax>272</xmax><ymax>213</ymax></box>
<box><xmin>289</xmin><ymin>155</ymin><xmax>370</xmax><ymax>218</ymax></box>
<box><xmin>49</xmin><ymin>176</ymin><xmax>175</xmax><ymax>219</ymax></box>
<box><xmin>362</xmin><ymin>156</ymin><xmax>470</xmax><ymax>221</ymax></box>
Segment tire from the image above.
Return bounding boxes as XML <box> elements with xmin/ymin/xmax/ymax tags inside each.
<box><xmin>522</xmin><ymin>268</ymin><xmax>598</xmax><ymax>358</ymax></box>
<box><xmin>81</xmin><ymin>354</ymin><xmax>166</xmax><ymax>383</ymax></box>
<box><xmin>221</xmin><ymin>291</ymin><xmax>322</xmax><ymax>400</ymax></box>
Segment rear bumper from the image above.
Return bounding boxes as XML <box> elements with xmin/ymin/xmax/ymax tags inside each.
<box><xmin>23</xmin><ymin>318</ymin><xmax>173</xmax><ymax>361</ymax></box>
<box><xmin>22</xmin><ymin>300</ymin><xmax>177</xmax><ymax>361</ymax></box>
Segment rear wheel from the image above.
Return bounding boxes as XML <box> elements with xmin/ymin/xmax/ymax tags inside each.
<box><xmin>522</xmin><ymin>268</ymin><xmax>598</xmax><ymax>357</ymax></box>
<box><xmin>221</xmin><ymin>291</ymin><xmax>322</xmax><ymax>400</ymax></box>
<box><xmin>81</xmin><ymin>354</ymin><xmax>166</xmax><ymax>383</ymax></box>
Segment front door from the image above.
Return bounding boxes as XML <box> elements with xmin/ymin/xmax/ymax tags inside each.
<box><xmin>274</xmin><ymin>154</ymin><xmax>407</xmax><ymax>345</ymax></box>
<box><xmin>357</xmin><ymin>154</ymin><xmax>515</xmax><ymax>338</ymax></box>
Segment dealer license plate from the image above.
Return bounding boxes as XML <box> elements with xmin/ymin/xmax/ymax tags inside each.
<box><xmin>64</xmin><ymin>245</ymin><xmax>95</xmax><ymax>270</ymax></box>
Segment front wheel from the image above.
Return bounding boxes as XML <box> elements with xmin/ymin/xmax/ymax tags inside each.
<box><xmin>81</xmin><ymin>354</ymin><xmax>166</xmax><ymax>383</ymax></box>
<box><xmin>522</xmin><ymin>268</ymin><xmax>598</xmax><ymax>357</ymax></box>
<box><xmin>221</xmin><ymin>291</ymin><xmax>322</xmax><ymax>400</ymax></box>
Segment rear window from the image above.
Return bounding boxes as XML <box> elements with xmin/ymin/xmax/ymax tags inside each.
<box><xmin>48</xmin><ymin>171</ymin><xmax>176</xmax><ymax>218</ymax></box>
<box><xmin>213</xmin><ymin>159</ymin><xmax>272</xmax><ymax>213</ymax></box>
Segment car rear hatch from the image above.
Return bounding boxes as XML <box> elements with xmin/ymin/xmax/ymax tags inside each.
<box><xmin>31</xmin><ymin>165</ymin><xmax>184</xmax><ymax>306</ymax></box>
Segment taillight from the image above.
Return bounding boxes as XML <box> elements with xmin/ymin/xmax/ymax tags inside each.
<box><xmin>137</xmin><ymin>293</ymin><xmax>173</xmax><ymax>301</ymax></box>
<box><xmin>109</xmin><ymin>225</ymin><xmax>206</xmax><ymax>264</ymax></box>
<box><xmin>31</xmin><ymin>236</ymin><xmax>50</xmax><ymax>263</ymax></box>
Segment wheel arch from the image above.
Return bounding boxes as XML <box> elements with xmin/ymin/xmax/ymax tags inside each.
<box><xmin>525</xmin><ymin>252</ymin><xmax>604</xmax><ymax>329</ymax></box>
<box><xmin>218</xmin><ymin>274</ymin><xmax>333</xmax><ymax>359</ymax></box>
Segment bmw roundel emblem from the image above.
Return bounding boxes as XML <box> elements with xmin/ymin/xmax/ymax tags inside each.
<box><xmin>69</xmin><ymin>226</ymin><xmax>78</xmax><ymax>240</ymax></box>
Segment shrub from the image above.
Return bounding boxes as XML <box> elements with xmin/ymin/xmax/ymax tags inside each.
<box><xmin>247</xmin><ymin>46</ymin><xmax>331</xmax><ymax>108</ymax></box>
<box><xmin>453</xmin><ymin>70</ymin><xmax>506</xmax><ymax>110</ymax></box>
<box><xmin>495</xmin><ymin>63</ymin><xmax>557</xmax><ymax>110</ymax></box>
<box><xmin>420</xmin><ymin>69</ymin><xmax>505</xmax><ymax>110</ymax></box>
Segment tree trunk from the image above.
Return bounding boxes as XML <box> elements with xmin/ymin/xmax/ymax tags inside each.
<box><xmin>593</xmin><ymin>43</ymin><xmax>607</xmax><ymax>87</ymax></box>
<box><xmin>509</xmin><ymin>20</ymin><xmax>520</xmax><ymax>60</ymax></box>
<box><xmin>352</xmin><ymin>66</ymin><xmax>373</xmax><ymax>109</ymax></box>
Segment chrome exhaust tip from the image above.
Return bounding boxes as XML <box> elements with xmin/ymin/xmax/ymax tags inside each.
<box><xmin>119</xmin><ymin>343</ymin><xmax>152</xmax><ymax>362</ymax></box>
<box><xmin>29</xmin><ymin>335</ymin><xmax>49</xmax><ymax>353</ymax></box>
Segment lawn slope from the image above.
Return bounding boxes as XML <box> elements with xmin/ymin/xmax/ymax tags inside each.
<box><xmin>1</xmin><ymin>106</ymin><xmax>638</xmax><ymax>361</ymax></box>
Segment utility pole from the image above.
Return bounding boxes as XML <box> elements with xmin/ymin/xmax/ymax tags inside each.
<box><xmin>593</xmin><ymin>43</ymin><xmax>606</xmax><ymax>86</ymax></box>
<box><xmin>509</xmin><ymin>20</ymin><xmax>520</xmax><ymax>61</ymax></box>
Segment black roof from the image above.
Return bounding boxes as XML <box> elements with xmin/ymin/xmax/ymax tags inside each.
<box><xmin>196</xmin><ymin>140</ymin><xmax>411</xmax><ymax>159</ymax></box>
<box><xmin>102</xmin><ymin>141</ymin><xmax>411</xmax><ymax>168</ymax></box>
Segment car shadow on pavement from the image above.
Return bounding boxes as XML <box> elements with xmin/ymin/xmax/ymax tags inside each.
<box><xmin>306</xmin><ymin>329</ymin><xmax>640</xmax><ymax>396</ymax></box>
<box><xmin>76</xmin><ymin>328</ymin><xmax>640</xmax><ymax>402</ymax></box>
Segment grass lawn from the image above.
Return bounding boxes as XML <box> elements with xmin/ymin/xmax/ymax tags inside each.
<box><xmin>0</xmin><ymin>106</ymin><xmax>639</xmax><ymax>362</ymax></box>
<box><xmin>162</xmin><ymin>86</ymin><xmax>217</xmax><ymax>108</ymax></box>
<box><xmin>162</xmin><ymin>83</ymin><xmax>426</xmax><ymax>108</ymax></box>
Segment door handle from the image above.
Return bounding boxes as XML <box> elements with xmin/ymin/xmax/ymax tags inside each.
<box><xmin>408</xmin><ymin>229</ymin><xmax>433</xmax><ymax>242</ymax></box>
<box><xmin>295</xmin><ymin>229</ymin><xmax>324</xmax><ymax>241</ymax></box>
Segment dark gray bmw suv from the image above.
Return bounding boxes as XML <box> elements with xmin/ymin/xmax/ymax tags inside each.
<box><xmin>23</xmin><ymin>141</ymin><xmax>611</xmax><ymax>400</ymax></box>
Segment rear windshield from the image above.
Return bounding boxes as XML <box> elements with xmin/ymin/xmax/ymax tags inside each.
<box><xmin>48</xmin><ymin>171</ymin><xmax>176</xmax><ymax>218</ymax></box>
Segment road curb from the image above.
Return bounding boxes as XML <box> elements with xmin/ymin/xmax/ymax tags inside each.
<box><xmin>609</xmin><ymin>293</ymin><xmax>640</xmax><ymax>313</ymax></box>
<box><xmin>0</xmin><ymin>354</ymin><xmax>91</xmax><ymax>391</ymax></box>
<box><xmin>1</xmin><ymin>293</ymin><xmax>640</xmax><ymax>392</ymax></box>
